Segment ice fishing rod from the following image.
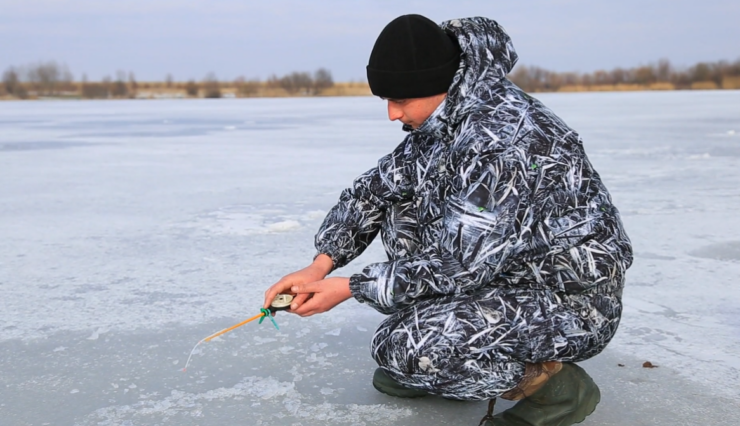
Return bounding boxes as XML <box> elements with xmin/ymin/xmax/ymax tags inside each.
<box><xmin>181</xmin><ymin>294</ymin><xmax>293</xmax><ymax>371</ymax></box>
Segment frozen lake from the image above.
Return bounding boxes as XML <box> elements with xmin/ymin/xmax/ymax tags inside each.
<box><xmin>1</xmin><ymin>91</ymin><xmax>739</xmax><ymax>425</ymax></box>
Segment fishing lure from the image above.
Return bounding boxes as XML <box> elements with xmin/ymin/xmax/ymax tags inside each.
<box><xmin>181</xmin><ymin>294</ymin><xmax>293</xmax><ymax>371</ymax></box>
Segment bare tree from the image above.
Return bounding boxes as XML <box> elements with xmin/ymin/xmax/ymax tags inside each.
<box><xmin>266</xmin><ymin>74</ymin><xmax>280</xmax><ymax>89</ymax></box>
<box><xmin>110</xmin><ymin>70</ymin><xmax>128</xmax><ymax>97</ymax></box>
<box><xmin>691</xmin><ymin>63</ymin><xmax>712</xmax><ymax>83</ymax></box>
<box><xmin>166</xmin><ymin>74</ymin><xmax>173</xmax><ymax>88</ymax></box>
<box><xmin>202</xmin><ymin>73</ymin><xmax>221</xmax><ymax>98</ymax></box>
<box><xmin>634</xmin><ymin>66</ymin><xmax>656</xmax><ymax>85</ymax></box>
<box><xmin>509</xmin><ymin>65</ymin><xmax>560</xmax><ymax>92</ymax></box>
<box><xmin>81</xmin><ymin>74</ymin><xmax>110</xmax><ymax>99</ymax></box>
<box><xmin>731</xmin><ymin>59</ymin><xmax>740</xmax><ymax>76</ymax></box>
<box><xmin>235</xmin><ymin>76</ymin><xmax>261</xmax><ymax>97</ymax></box>
<box><xmin>313</xmin><ymin>68</ymin><xmax>333</xmax><ymax>94</ymax></box>
<box><xmin>81</xmin><ymin>83</ymin><xmax>108</xmax><ymax>99</ymax></box>
<box><xmin>103</xmin><ymin>75</ymin><xmax>113</xmax><ymax>97</ymax></box>
<box><xmin>609</xmin><ymin>68</ymin><xmax>626</xmax><ymax>85</ymax></box>
<box><xmin>128</xmin><ymin>72</ymin><xmax>138</xmax><ymax>96</ymax></box>
<box><xmin>25</xmin><ymin>61</ymin><xmax>73</xmax><ymax>95</ymax></box>
<box><xmin>592</xmin><ymin>70</ymin><xmax>610</xmax><ymax>85</ymax></box>
<box><xmin>2</xmin><ymin>68</ymin><xmax>28</xmax><ymax>98</ymax></box>
<box><xmin>280</xmin><ymin>71</ymin><xmax>312</xmax><ymax>94</ymax></box>
<box><xmin>185</xmin><ymin>80</ymin><xmax>199</xmax><ymax>97</ymax></box>
<box><xmin>656</xmin><ymin>59</ymin><xmax>672</xmax><ymax>82</ymax></box>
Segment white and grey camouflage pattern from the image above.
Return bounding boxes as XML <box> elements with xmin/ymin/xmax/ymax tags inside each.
<box><xmin>314</xmin><ymin>17</ymin><xmax>633</xmax><ymax>400</ymax></box>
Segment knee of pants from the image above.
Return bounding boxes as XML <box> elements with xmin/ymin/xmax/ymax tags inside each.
<box><xmin>369</xmin><ymin>306</ymin><xmax>453</xmax><ymax>375</ymax></box>
<box><xmin>371</xmin><ymin>322</ymin><xmax>526</xmax><ymax>400</ymax></box>
<box><xmin>368</xmin><ymin>300</ymin><xmax>501</xmax><ymax>378</ymax></box>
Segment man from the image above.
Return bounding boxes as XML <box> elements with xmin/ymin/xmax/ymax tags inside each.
<box><xmin>264</xmin><ymin>15</ymin><xmax>632</xmax><ymax>426</ymax></box>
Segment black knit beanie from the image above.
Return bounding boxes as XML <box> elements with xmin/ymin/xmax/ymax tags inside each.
<box><xmin>367</xmin><ymin>14</ymin><xmax>461</xmax><ymax>99</ymax></box>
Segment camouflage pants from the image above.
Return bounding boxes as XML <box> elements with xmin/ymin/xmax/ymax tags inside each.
<box><xmin>371</xmin><ymin>286</ymin><xmax>622</xmax><ymax>400</ymax></box>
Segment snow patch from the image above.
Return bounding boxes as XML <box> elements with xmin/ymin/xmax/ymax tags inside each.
<box><xmin>688</xmin><ymin>153</ymin><xmax>711</xmax><ymax>160</ymax></box>
<box><xmin>265</xmin><ymin>220</ymin><xmax>301</xmax><ymax>233</ymax></box>
<box><xmin>176</xmin><ymin>207</ymin><xmax>305</xmax><ymax>236</ymax></box>
<box><xmin>304</xmin><ymin>210</ymin><xmax>327</xmax><ymax>220</ymax></box>
<box><xmin>86</xmin><ymin>328</ymin><xmax>109</xmax><ymax>341</ymax></box>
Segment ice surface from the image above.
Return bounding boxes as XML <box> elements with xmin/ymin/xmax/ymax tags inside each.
<box><xmin>1</xmin><ymin>92</ymin><xmax>739</xmax><ymax>425</ymax></box>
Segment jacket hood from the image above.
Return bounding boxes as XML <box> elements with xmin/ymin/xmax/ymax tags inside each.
<box><xmin>415</xmin><ymin>17</ymin><xmax>518</xmax><ymax>137</ymax></box>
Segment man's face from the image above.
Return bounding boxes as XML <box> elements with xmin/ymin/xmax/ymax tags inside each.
<box><xmin>384</xmin><ymin>93</ymin><xmax>446</xmax><ymax>129</ymax></box>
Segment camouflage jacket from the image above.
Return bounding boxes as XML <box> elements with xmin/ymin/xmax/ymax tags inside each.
<box><xmin>315</xmin><ymin>17</ymin><xmax>633</xmax><ymax>314</ymax></box>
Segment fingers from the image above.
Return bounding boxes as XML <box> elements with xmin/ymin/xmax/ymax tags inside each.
<box><xmin>290</xmin><ymin>292</ymin><xmax>311</xmax><ymax>311</ymax></box>
<box><xmin>290</xmin><ymin>281</ymin><xmax>321</xmax><ymax>295</ymax></box>
<box><xmin>263</xmin><ymin>285</ymin><xmax>279</xmax><ymax>309</ymax></box>
<box><xmin>287</xmin><ymin>282</ymin><xmax>320</xmax><ymax>314</ymax></box>
<box><xmin>290</xmin><ymin>277</ymin><xmax>350</xmax><ymax>317</ymax></box>
<box><xmin>292</xmin><ymin>295</ymin><xmax>322</xmax><ymax>317</ymax></box>
<box><xmin>263</xmin><ymin>279</ymin><xmax>294</xmax><ymax>309</ymax></box>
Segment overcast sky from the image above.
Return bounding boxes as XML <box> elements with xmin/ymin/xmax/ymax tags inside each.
<box><xmin>1</xmin><ymin>0</ymin><xmax>738</xmax><ymax>82</ymax></box>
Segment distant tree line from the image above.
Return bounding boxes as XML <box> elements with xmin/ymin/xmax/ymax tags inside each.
<box><xmin>1</xmin><ymin>63</ymin><xmax>335</xmax><ymax>99</ymax></box>
<box><xmin>2</xmin><ymin>61</ymin><xmax>75</xmax><ymax>98</ymax></box>
<box><xmin>4</xmin><ymin>58</ymin><xmax>740</xmax><ymax>99</ymax></box>
<box><xmin>268</xmin><ymin>68</ymin><xmax>334</xmax><ymax>95</ymax></box>
<box><xmin>80</xmin><ymin>71</ymin><xmax>138</xmax><ymax>99</ymax></box>
<box><xmin>1</xmin><ymin>61</ymin><xmax>140</xmax><ymax>99</ymax></box>
<box><xmin>187</xmin><ymin>68</ymin><xmax>335</xmax><ymax>98</ymax></box>
<box><xmin>176</xmin><ymin>68</ymin><xmax>334</xmax><ymax>98</ymax></box>
<box><xmin>509</xmin><ymin>58</ymin><xmax>740</xmax><ymax>92</ymax></box>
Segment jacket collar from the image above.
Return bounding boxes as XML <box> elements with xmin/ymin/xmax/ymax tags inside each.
<box><xmin>407</xmin><ymin>97</ymin><xmax>451</xmax><ymax>140</ymax></box>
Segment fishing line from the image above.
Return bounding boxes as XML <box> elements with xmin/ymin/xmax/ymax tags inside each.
<box><xmin>181</xmin><ymin>294</ymin><xmax>293</xmax><ymax>371</ymax></box>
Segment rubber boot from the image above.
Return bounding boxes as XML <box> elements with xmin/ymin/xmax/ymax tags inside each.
<box><xmin>372</xmin><ymin>368</ymin><xmax>429</xmax><ymax>398</ymax></box>
<box><xmin>479</xmin><ymin>363</ymin><xmax>600</xmax><ymax>426</ymax></box>
<box><xmin>501</xmin><ymin>361</ymin><xmax>563</xmax><ymax>401</ymax></box>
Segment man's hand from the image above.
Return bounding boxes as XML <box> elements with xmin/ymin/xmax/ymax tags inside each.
<box><xmin>290</xmin><ymin>277</ymin><xmax>352</xmax><ymax>317</ymax></box>
<box><xmin>263</xmin><ymin>254</ymin><xmax>333</xmax><ymax>311</ymax></box>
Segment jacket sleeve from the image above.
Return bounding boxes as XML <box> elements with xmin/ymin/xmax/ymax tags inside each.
<box><xmin>348</xmin><ymin>127</ymin><xmax>527</xmax><ymax>314</ymax></box>
<box><xmin>315</xmin><ymin>140</ymin><xmax>413</xmax><ymax>269</ymax></box>
<box><xmin>350</xmin><ymin>118</ymin><xmax>632</xmax><ymax>313</ymax></box>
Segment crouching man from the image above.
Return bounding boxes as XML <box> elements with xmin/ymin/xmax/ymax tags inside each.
<box><xmin>264</xmin><ymin>14</ymin><xmax>632</xmax><ymax>426</ymax></box>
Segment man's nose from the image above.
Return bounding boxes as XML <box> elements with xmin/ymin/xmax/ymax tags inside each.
<box><xmin>387</xmin><ymin>102</ymin><xmax>404</xmax><ymax>122</ymax></box>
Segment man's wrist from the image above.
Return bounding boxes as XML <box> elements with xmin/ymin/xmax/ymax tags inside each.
<box><xmin>311</xmin><ymin>253</ymin><xmax>334</xmax><ymax>277</ymax></box>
